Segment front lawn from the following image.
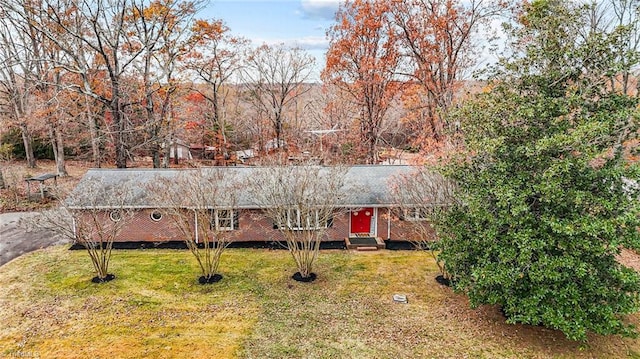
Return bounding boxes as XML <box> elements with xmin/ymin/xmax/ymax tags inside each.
<box><xmin>0</xmin><ymin>247</ymin><xmax>638</xmax><ymax>358</ymax></box>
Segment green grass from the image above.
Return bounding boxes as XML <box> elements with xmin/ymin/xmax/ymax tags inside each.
<box><xmin>0</xmin><ymin>247</ymin><xmax>639</xmax><ymax>358</ymax></box>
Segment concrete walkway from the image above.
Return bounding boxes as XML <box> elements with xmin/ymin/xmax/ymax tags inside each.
<box><xmin>0</xmin><ymin>212</ymin><xmax>69</xmax><ymax>267</ymax></box>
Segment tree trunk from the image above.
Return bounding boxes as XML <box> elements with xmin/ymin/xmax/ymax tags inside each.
<box><xmin>54</xmin><ymin>126</ymin><xmax>68</xmax><ymax>176</ymax></box>
<box><xmin>152</xmin><ymin>142</ymin><xmax>161</xmax><ymax>168</ymax></box>
<box><xmin>150</xmin><ymin>123</ymin><xmax>161</xmax><ymax>168</ymax></box>
<box><xmin>145</xmin><ymin>77</ymin><xmax>161</xmax><ymax>168</ymax></box>
<box><xmin>275</xmin><ymin>117</ymin><xmax>282</xmax><ymax>150</ymax></box>
<box><xmin>173</xmin><ymin>141</ymin><xmax>179</xmax><ymax>165</ymax></box>
<box><xmin>19</xmin><ymin>122</ymin><xmax>36</xmax><ymax>168</ymax></box>
<box><xmin>112</xmin><ymin>98</ymin><xmax>127</xmax><ymax>169</ymax></box>
<box><xmin>86</xmin><ymin>103</ymin><xmax>101</xmax><ymax>168</ymax></box>
<box><xmin>149</xmin><ymin>115</ymin><xmax>161</xmax><ymax>168</ymax></box>
<box><xmin>367</xmin><ymin>132</ymin><xmax>377</xmax><ymax>165</ymax></box>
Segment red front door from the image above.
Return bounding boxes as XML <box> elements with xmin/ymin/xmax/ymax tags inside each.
<box><xmin>350</xmin><ymin>208</ymin><xmax>373</xmax><ymax>235</ymax></box>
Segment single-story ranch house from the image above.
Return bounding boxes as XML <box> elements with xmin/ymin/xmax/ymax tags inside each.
<box><xmin>66</xmin><ymin>165</ymin><xmax>443</xmax><ymax>249</ymax></box>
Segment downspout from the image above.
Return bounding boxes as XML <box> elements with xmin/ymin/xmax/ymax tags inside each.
<box><xmin>194</xmin><ymin>210</ymin><xmax>199</xmax><ymax>244</ymax></box>
<box><xmin>387</xmin><ymin>208</ymin><xmax>391</xmax><ymax>240</ymax></box>
<box><xmin>72</xmin><ymin>216</ymin><xmax>77</xmax><ymax>242</ymax></box>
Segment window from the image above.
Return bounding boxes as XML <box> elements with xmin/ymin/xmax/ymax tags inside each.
<box><xmin>278</xmin><ymin>209</ymin><xmax>330</xmax><ymax>230</ymax></box>
<box><xmin>210</xmin><ymin>209</ymin><xmax>239</xmax><ymax>231</ymax></box>
<box><xmin>402</xmin><ymin>207</ymin><xmax>433</xmax><ymax>221</ymax></box>
<box><xmin>109</xmin><ymin>210</ymin><xmax>122</xmax><ymax>222</ymax></box>
<box><xmin>150</xmin><ymin>210</ymin><xmax>163</xmax><ymax>222</ymax></box>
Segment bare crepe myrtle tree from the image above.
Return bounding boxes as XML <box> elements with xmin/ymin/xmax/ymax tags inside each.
<box><xmin>391</xmin><ymin>168</ymin><xmax>457</xmax><ymax>281</ymax></box>
<box><xmin>24</xmin><ymin>178</ymin><xmax>135</xmax><ymax>283</ymax></box>
<box><xmin>249</xmin><ymin>163</ymin><xmax>349</xmax><ymax>282</ymax></box>
<box><xmin>150</xmin><ymin>169</ymin><xmax>242</xmax><ymax>284</ymax></box>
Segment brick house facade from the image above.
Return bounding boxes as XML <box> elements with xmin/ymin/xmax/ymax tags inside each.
<box><xmin>102</xmin><ymin>208</ymin><xmax>430</xmax><ymax>243</ymax></box>
<box><xmin>68</xmin><ymin>166</ymin><xmax>440</xmax><ymax>248</ymax></box>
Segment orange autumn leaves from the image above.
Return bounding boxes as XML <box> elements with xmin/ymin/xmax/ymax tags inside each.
<box><xmin>323</xmin><ymin>0</ymin><xmax>508</xmax><ymax>162</ymax></box>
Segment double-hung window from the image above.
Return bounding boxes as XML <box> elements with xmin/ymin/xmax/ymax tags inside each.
<box><xmin>279</xmin><ymin>209</ymin><xmax>327</xmax><ymax>230</ymax></box>
<box><xmin>402</xmin><ymin>207</ymin><xmax>432</xmax><ymax>221</ymax></box>
<box><xmin>210</xmin><ymin>209</ymin><xmax>239</xmax><ymax>231</ymax></box>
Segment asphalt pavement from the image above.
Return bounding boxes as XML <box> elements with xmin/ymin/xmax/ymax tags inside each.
<box><xmin>0</xmin><ymin>212</ymin><xmax>69</xmax><ymax>267</ymax></box>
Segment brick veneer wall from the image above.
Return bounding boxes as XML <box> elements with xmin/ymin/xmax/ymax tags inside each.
<box><xmin>84</xmin><ymin>208</ymin><xmax>436</xmax><ymax>243</ymax></box>
<box><xmin>114</xmin><ymin>209</ymin><xmax>184</xmax><ymax>242</ymax></box>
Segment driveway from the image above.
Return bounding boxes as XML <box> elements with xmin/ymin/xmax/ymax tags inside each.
<box><xmin>0</xmin><ymin>212</ymin><xmax>69</xmax><ymax>267</ymax></box>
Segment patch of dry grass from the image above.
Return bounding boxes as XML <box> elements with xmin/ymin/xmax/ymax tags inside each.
<box><xmin>0</xmin><ymin>247</ymin><xmax>639</xmax><ymax>358</ymax></box>
<box><xmin>0</xmin><ymin>247</ymin><xmax>259</xmax><ymax>358</ymax></box>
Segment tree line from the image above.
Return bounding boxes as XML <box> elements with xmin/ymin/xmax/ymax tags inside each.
<box><xmin>0</xmin><ymin>0</ymin><xmax>528</xmax><ymax>170</ymax></box>
<box><xmin>1</xmin><ymin>1</ymin><xmax>638</xmax><ymax>171</ymax></box>
<box><xmin>0</xmin><ymin>0</ymin><xmax>318</xmax><ymax>171</ymax></box>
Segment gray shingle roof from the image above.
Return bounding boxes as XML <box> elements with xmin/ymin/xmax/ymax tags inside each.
<box><xmin>66</xmin><ymin>165</ymin><xmax>426</xmax><ymax>209</ymax></box>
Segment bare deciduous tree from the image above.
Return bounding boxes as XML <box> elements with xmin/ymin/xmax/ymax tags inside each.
<box><xmin>242</xmin><ymin>44</ymin><xmax>315</xmax><ymax>153</ymax></box>
<box><xmin>151</xmin><ymin>169</ymin><xmax>243</xmax><ymax>283</ymax></box>
<box><xmin>0</xmin><ymin>1</ymin><xmax>49</xmax><ymax>169</ymax></box>
<box><xmin>390</xmin><ymin>168</ymin><xmax>457</xmax><ymax>281</ymax></box>
<box><xmin>11</xmin><ymin>0</ymin><xmax>149</xmax><ymax>168</ymax></box>
<box><xmin>249</xmin><ymin>163</ymin><xmax>349</xmax><ymax>281</ymax></box>
<box><xmin>24</xmin><ymin>178</ymin><xmax>135</xmax><ymax>283</ymax></box>
<box><xmin>584</xmin><ymin>0</ymin><xmax>640</xmax><ymax>95</ymax></box>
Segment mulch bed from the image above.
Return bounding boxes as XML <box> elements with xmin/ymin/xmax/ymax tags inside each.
<box><xmin>435</xmin><ymin>274</ymin><xmax>451</xmax><ymax>287</ymax></box>
<box><xmin>198</xmin><ymin>274</ymin><xmax>223</xmax><ymax>284</ymax></box>
<box><xmin>292</xmin><ymin>272</ymin><xmax>317</xmax><ymax>282</ymax></box>
<box><xmin>91</xmin><ymin>274</ymin><xmax>115</xmax><ymax>283</ymax></box>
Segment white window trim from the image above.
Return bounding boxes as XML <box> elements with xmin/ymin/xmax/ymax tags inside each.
<box><xmin>281</xmin><ymin>208</ymin><xmax>326</xmax><ymax>231</ymax></box>
<box><xmin>211</xmin><ymin>209</ymin><xmax>236</xmax><ymax>231</ymax></box>
<box><xmin>402</xmin><ymin>207</ymin><xmax>434</xmax><ymax>221</ymax></box>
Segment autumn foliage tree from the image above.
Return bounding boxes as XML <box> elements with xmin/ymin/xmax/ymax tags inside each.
<box><xmin>125</xmin><ymin>0</ymin><xmax>201</xmax><ymax>168</ymax></box>
<box><xmin>185</xmin><ymin>19</ymin><xmax>248</xmax><ymax>164</ymax></box>
<box><xmin>2</xmin><ymin>0</ymin><xmax>199</xmax><ymax>168</ymax></box>
<box><xmin>390</xmin><ymin>0</ymin><xmax>508</xmax><ymax>150</ymax></box>
<box><xmin>42</xmin><ymin>0</ymin><xmax>147</xmax><ymax>168</ymax></box>
<box><xmin>323</xmin><ymin>0</ymin><xmax>401</xmax><ymax>164</ymax></box>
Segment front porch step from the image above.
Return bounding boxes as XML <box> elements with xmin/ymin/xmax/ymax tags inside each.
<box><xmin>345</xmin><ymin>237</ymin><xmax>385</xmax><ymax>250</ymax></box>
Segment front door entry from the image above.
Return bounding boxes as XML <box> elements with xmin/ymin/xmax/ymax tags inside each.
<box><xmin>350</xmin><ymin>208</ymin><xmax>374</xmax><ymax>236</ymax></box>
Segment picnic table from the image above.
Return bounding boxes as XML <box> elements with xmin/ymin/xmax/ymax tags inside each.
<box><xmin>25</xmin><ymin>173</ymin><xmax>58</xmax><ymax>200</ymax></box>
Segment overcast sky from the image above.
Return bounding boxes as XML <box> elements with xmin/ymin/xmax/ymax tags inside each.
<box><xmin>201</xmin><ymin>0</ymin><xmax>342</xmax><ymax>81</ymax></box>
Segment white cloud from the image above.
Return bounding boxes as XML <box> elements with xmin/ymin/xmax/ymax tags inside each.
<box><xmin>290</xmin><ymin>36</ymin><xmax>330</xmax><ymax>50</ymax></box>
<box><xmin>300</xmin><ymin>0</ymin><xmax>341</xmax><ymax>20</ymax></box>
<box><xmin>253</xmin><ymin>35</ymin><xmax>329</xmax><ymax>51</ymax></box>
